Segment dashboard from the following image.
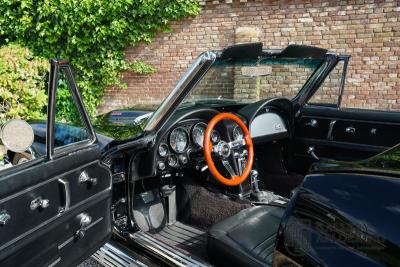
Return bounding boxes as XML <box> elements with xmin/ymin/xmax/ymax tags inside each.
<box><xmin>154</xmin><ymin>118</ymin><xmax>244</xmax><ymax>173</ymax></box>
<box><xmin>138</xmin><ymin>98</ymin><xmax>293</xmax><ymax>178</ymax></box>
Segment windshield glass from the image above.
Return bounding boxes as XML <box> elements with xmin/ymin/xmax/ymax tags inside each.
<box><xmin>180</xmin><ymin>57</ymin><xmax>323</xmax><ymax>107</ymax></box>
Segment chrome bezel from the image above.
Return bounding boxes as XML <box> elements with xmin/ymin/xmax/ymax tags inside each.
<box><xmin>167</xmin><ymin>155</ymin><xmax>178</xmax><ymax>167</ymax></box>
<box><xmin>191</xmin><ymin>122</ymin><xmax>207</xmax><ymax>147</ymax></box>
<box><xmin>158</xmin><ymin>143</ymin><xmax>169</xmax><ymax>157</ymax></box>
<box><xmin>169</xmin><ymin>127</ymin><xmax>189</xmax><ymax>153</ymax></box>
<box><xmin>233</xmin><ymin>125</ymin><xmax>244</xmax><ymax>141</ymax></box>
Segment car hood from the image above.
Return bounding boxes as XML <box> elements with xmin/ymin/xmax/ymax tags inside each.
<box><xmin>93</xmin><ymin>119</ymin><xmax>144</xmax><ymax>141</ymax></box>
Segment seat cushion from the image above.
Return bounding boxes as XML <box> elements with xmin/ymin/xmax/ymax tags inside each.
<box><xmin>207</xmin><ymin>206</ymin><xmax>284</xmax><ymax>267</ymax></box>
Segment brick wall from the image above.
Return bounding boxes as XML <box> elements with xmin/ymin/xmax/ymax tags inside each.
<box><xmin>98</xmin><ymin>0</ymin><xmax>399</xmax><ymax>113</ymax></box>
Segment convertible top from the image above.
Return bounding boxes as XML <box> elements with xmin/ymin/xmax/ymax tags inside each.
<box><xmin>219</xmin><ymin>42</ymin><xmax>329</xmax><ymax>61</ymax></box>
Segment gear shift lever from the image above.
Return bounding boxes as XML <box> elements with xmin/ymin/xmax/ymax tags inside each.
<box><xmin>250</xmin><ymin>169</ymin><xmax>280</xmax><ymax>203</ymax></box>
<box><xmin>250</xmin><ymin>170</ymin><xmax>260</xmax><ymax>193</ymax></box>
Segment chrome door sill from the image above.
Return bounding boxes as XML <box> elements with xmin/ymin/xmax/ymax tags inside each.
<box><xmin>92</xmin><ymin>242</ymin><xmax>148</xmax><ymax>267</ymax></box>
<box><xmin>130</xmin><ymin>231</ymin><xmax>211</xmax><ymax>267</ymax></box>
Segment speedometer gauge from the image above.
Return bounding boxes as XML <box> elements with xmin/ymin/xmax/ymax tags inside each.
<box><xmin>192</xmin><ymin>122</ymin><xmax>207</xmax><ymax>147</ymax></box>
<box><xmin>170</xmin><ymin>127</ymin><xmax>189</xmax><ymax>153</ymax></box>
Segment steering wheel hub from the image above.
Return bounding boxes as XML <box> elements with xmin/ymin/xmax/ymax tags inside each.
<box><xmin>216</xmin><ymin>141</ymin><xmax>231</xmax><ymax>158</ymax></box>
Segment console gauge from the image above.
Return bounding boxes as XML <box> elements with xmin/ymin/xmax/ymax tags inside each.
<box><xmin>158</xmin><ymin>143</ymin><xmax>168</xmax><ymax>157</ymax></box>
<box><xmin>167</xmin><ymin>155</ymin><xmax>178</xmax><ymax>167</ymax></box>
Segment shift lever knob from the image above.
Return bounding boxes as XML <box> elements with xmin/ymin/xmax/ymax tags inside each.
<box><xmin>250</xmin><ymin>170</ymin><xmax>260</xmax><ymax>193</ymax></box>
<box><xmin>250</xmin><ymin>170</ymin><xmax>258</xmax><ymax>179</ymax></box>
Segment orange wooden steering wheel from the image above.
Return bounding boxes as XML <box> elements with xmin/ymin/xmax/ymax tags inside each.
<box><xmin>203</xmin><ymin>113</ymin><xmax>254</xmax><ymax>186</ymax></box>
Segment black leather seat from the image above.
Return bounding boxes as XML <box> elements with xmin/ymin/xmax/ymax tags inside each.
<box><xmin>207</xmin><ymin>206</ymin><xmax>284</xmax><ymax>267</ymax></box>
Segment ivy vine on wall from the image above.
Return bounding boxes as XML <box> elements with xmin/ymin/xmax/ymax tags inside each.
<box><xmin>0</xmin><ymin>0</ymin><xmax>200</xmax><ymax>122</ymax></box>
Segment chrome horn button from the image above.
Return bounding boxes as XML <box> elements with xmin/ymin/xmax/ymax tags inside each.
<box><xmin>216</xmin><ymin>141</ymin><xmax>231</xmax><ymax>158</ymax></box>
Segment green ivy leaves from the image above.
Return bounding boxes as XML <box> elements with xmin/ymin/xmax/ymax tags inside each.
<box><xmin>0</xmin><ymin>44</ymin><xmax>48</xmax><ymax>124</ymax></box>
<box><xmin>0</xmin><ymin>0</ymin><xmax>200</xmax><ymax>122</ymax></box>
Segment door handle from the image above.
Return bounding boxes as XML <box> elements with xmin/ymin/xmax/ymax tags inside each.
<box><xmin>79</xmin><ymin>171</ymin><xmax>97</xmax><ymax>186</ymax></box>
<box><xmin>0</xmin><ymin>211</ymin><xmax>11</xmax><ymax>225</ymax></box>
<box><xmin>75</xmin><ymin>213</ymin><xmax>92</xmax><ymax>239</ymax></box>
<box><xmin>345</xmin><ymin>127</ymin><xmax>356</xmax><ymax>134</ymax></box>
<box><xmin>58</xmin><ymin>178</ymin><xmax>70</xmax><ymax>213</ymax></box>
<box><xmin>307</xmin><ymin>146</ymin><xmax>319</xmax><ymax>161</ymax></box>
<box><xmin>305</xmin><ymin>119</ymin><xmax>318</xmax><ymax>128</ymax></box>
<box><xmin>30</xmin><ymin>196</ymin><xmax>50</xmax><ymax>210</ymax></box>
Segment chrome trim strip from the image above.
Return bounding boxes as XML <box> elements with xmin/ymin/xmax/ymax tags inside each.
<box><xmin>47</xmin><ymin>257</ymin><xmax>61</xmax><ymax>267</ymax></box>
<box><xmin>130</xmin><ymin>231</ymin><xmax>211</xmax><ymax>267</ymax></box>
<box><xmin>58</xmin><ymin>236</ymin><xmax>74</xmax><ymax>250</ymax></box>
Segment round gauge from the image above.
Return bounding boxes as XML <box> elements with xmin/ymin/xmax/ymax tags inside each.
<box><xmin>167</xmin><ymin>155</ymin><xmax>178</xmax><ymax>167</ymax></box>
<box><xmin>233</xmin><ymin>126</ymin><xmax>244</xmax><ymax>141</ymax></box>
<box><xmin>169</xmin><ymin>127</ymin><xmax>189</xmax><ymax>153</ymax></box>
<box><xmin>158</xmin><ymin>143</ymin><xmax>168</xmax><ymax>157</ymax></box>
<box><xmin>211</xmin><ymin>130</ymin><xmax>220</xmax><ymax>143</ymax></box>
<box><xmin>192</xmin><ymin>122</ymin><xmax>207</xmax><ymax>147</ymax></box>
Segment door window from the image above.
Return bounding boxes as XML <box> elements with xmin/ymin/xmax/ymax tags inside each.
<box><xmin>53</xmin><ymin>70</ymin><xmax>90</xmax><ymax>150</ymax></box>
<box><xmin>307</xmin><ymin>60</ymin><xmax>345</xmax><ymax>107</ymax></box>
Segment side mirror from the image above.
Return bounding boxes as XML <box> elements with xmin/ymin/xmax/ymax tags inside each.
<box><xmin>1</xmin><ymin>119</ymin><xmax>34</xmax><ymax>153</ymax></box>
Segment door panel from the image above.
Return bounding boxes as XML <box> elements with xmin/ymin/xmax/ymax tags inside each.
<box><xmin>0</xmin><ymin>60</ymin><xmax>112</xmax><ymax>266</ymax></box>
<box><xmin>291</xmin><ymin>105</ymin><xmax>400</xmax><ymax>172</ymax></box>
<box><xmin>0</xmin><ymin>145</ymin><xmax>112</xmax><ymax>266</ymax></box>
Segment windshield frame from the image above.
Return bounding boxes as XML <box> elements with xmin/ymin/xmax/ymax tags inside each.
<box><xmin>144</xmin><ymin>46</ymin><xmax>340</xmax><ymax>134</ymax></box>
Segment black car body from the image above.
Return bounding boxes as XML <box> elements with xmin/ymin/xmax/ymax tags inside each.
<box><xmin>0</xmin><ymin>43</ymin><xmax>399</xmax><ymax>267</ymax></box>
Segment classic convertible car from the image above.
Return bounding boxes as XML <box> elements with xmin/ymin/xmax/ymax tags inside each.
<box><xmin>1</xmin><ymin>43</ymin><xmax>399</xmax><ymax>267</ymax></box>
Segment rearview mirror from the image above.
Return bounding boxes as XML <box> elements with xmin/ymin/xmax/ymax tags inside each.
<box><xmin>240</xmin><ymin>66</ymin><xmax>272</xmax><ymax>77</ymax></box>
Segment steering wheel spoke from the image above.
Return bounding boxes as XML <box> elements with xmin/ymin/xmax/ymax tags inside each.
<box><xmin>222</xmin><ymin>160</ymin><xmax>237</xmax><ymax>178</ymax></box>
<box><xmin>228</xmin><ymin>139</ymin><xmax>246</xmax><ymax>150</ymax></box>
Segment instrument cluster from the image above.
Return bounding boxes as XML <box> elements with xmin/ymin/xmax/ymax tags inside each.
<box><xmin>156</xmin><ymin>121</ymin><xmax>221</xmax><ymax>172</ymax></box>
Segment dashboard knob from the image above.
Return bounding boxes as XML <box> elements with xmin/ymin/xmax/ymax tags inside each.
<box><xmin>157</xmin><ymin>161</ymin><xmax>166</xmax><ymax>170</ymax></box>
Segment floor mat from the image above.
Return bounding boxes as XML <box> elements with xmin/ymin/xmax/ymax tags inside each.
<box><xmin>177</xmin><ymin>182</ymin><xmax>251</xmax><ymax>230</ymax></box>
<box><xmin>151</xmin><ymin>221</ymin><xmax>208</xmax><ymax>261</ymax></box>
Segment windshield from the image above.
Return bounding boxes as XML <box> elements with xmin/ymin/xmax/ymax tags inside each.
<box><xmin>180</xmin><ymin>58</ymin><xmax>323</xmax><ymax>107</ymax></box>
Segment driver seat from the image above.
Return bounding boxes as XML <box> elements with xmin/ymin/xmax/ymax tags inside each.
<box><xmin>207</xmin><ymin>206</ymin><xmax>284</xmax><ymax>267</ymax></box>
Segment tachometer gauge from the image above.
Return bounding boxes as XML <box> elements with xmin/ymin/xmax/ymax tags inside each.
<box><xmin>192</xmin><ymin>122</ymin><xmax>207</xmax><ymax>147</ymax></box>
<box><xmin>233</xmin><ymin>126</ymin><xmax>244</xmax><ymax>141</ymax></box>
<box><xmin>158</xmin><ymin>143</ymin><xmax>168</xmax><ymax>157</ymax></box>
<box><xmin>169</xmin><ymin>127</ymin><xmax>189</xmax><ymax>153</ymax></box>
<box><xmin>211</xmin><ymin>130</ymin><xmax>220</xmax><ymax>143</ymax></box>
